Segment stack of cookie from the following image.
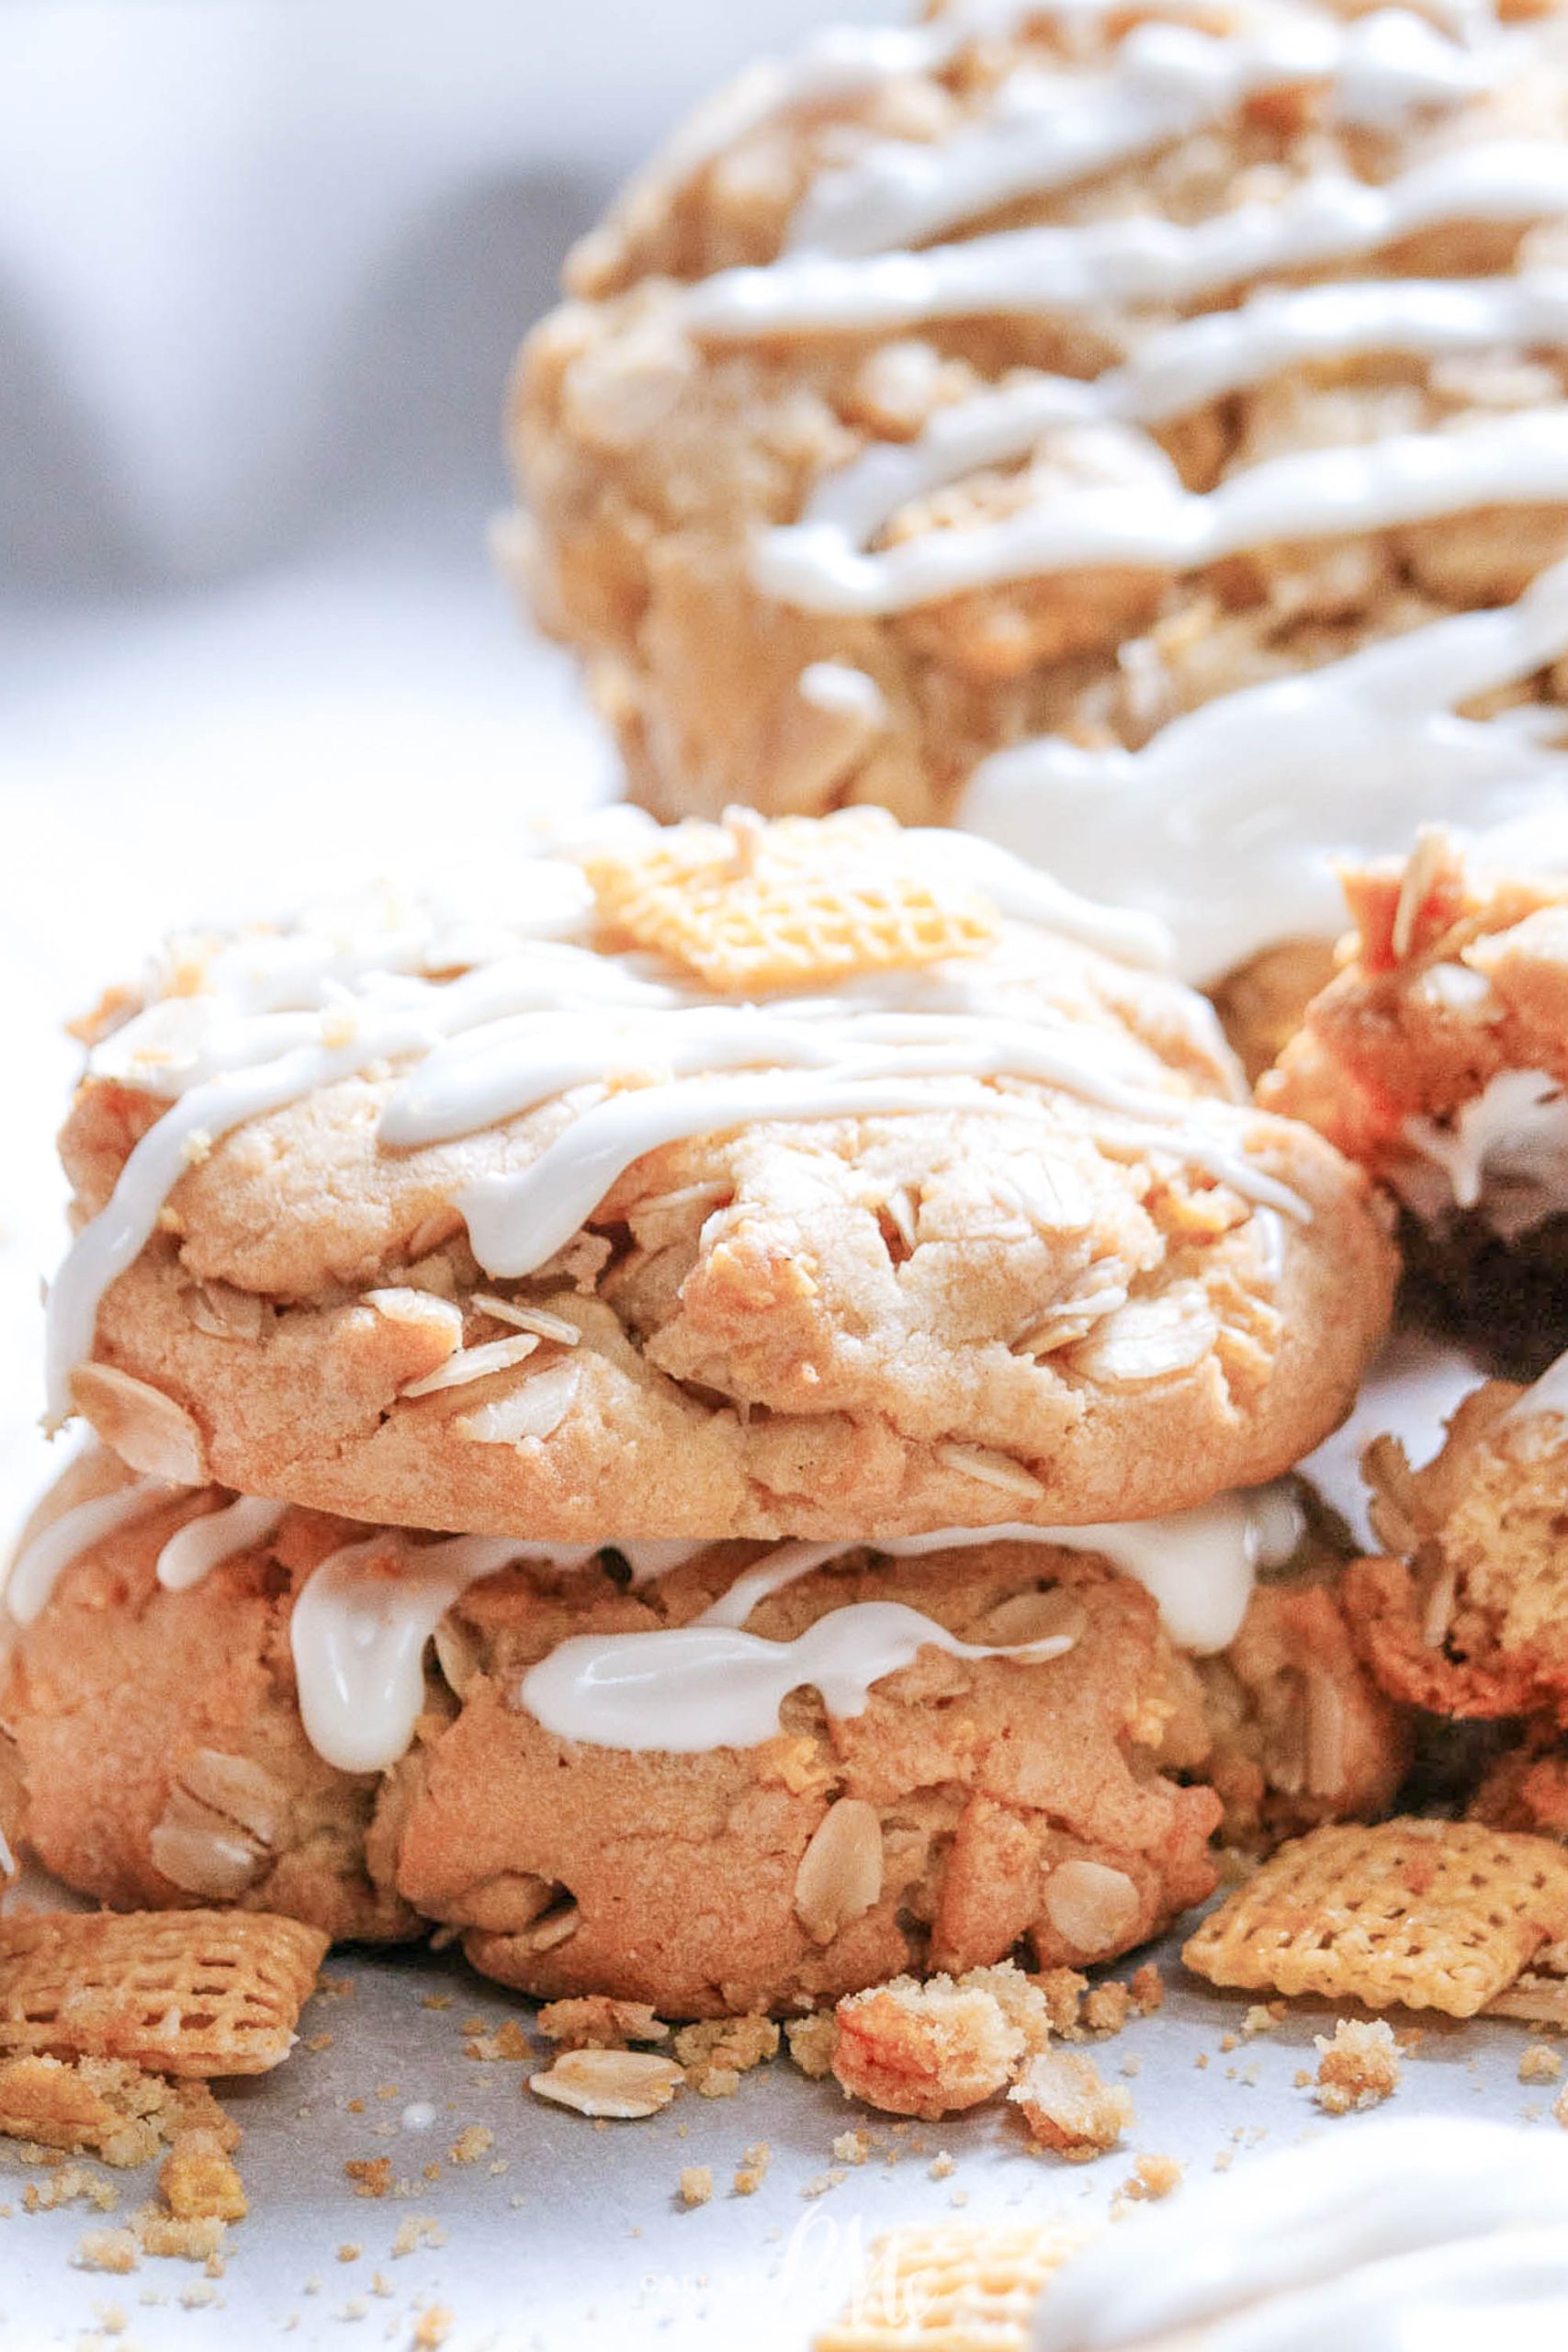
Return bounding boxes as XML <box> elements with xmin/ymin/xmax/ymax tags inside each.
<box><xmin>1</xmin><ymin>808</ymin><xmax>1397</xmax><ymax>2013</ymax></box>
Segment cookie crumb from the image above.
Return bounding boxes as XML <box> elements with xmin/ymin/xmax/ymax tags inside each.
<box><xmin>733</xmin><ymin>2142</ymin><xmax>771</xmax><ymax>2196</ymax></box>
<box><xmin>76</xmin><ymin>2230</ymin><xmax>141</xmax><ymax>2276</ymax></box>
<box><xmin>1010</xmin><ymin>2052</ymin><xmax>1134</xmax><ymax>2161</ymax></box>
<box><xmin>390</xmin><ymin>2217</ymin><xmax>446</xmax><ymax>2258</ymax></box>
<box><xmin>159</xmin><ymin>2131</ymin><xmax>246</xmax><ymax>2223</ymax></box>
<box><xmin>1521</xmin><ymin>2043</ymin><xmax>1562</xmax><ymax>2086</ymax></box>
<box><xmin>673</xmin><ymin>2016</ymin><xmax>779</xmax><ymax>2095</ymax></box>
<box><xmin>928</xmin><ymin>2151</ymin><xmax>955</xmax><ymax>2180</ymax></box>
<box><xmin>1243</xmin><ymin>2003</ymin><xmax>1284</xmax><ymax>2038</ymax></box>
<box><xmin>832</xmin><ymin>2131</ymin><xmax>870</xmax><ymax>2165</ymax></box>
<box><xmin>1313</xmin><ymin>2019</ymin><xmax>1402</xmax><ymax>2115</ymax></box>
<box><xmin>412</xmin><ymin>2305</ymin><xmax>453</xmax><ymax>2348</ymax></box>
<box><xmin>678</xmin><ymin>2166</ymin><xmax>713</xmax><ymax>2209</ymax></box>
<box><xmin>345</xmin><ymin>2159</ymin><xmax>392</xmax><ymax>2200</ymax></box>
<box><xmin>784</xmin><ymin>2016</ymin><xmax>836</xmax><ymax>2079</ymax></box>
<box><xmin>1122</xmin><ymin>2152</ymin><xmax>1182</xmax><ymax>2201</ymax></box>
<box><xmin>536</xmin><ymin>1998</ymin><xmax>668</xmax><ymax>2052</ymax></box>
<box><xmin>447</xmin><ymin>2126</ymin><xmax>493</xmax><ymax>2167</ymax></box>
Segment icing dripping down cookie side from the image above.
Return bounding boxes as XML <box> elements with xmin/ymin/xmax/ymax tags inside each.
<box><xmin>961</xmin><ymin>564</ymin><xmax>1568</xmax><ymax>976</ymax></box>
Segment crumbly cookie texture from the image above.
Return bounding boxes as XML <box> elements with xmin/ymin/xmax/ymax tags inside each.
<box><xmin>4</xmin><ymin>1453</ymin><xmax>1394</xmax><ymax>2014</ymax></box>
<box><xmin>1263</xmin><ymin>836</ymin><xmax>1568</xmax><ymax>1170</ymax></box>
<box><xmin>1264</xmin><ymin>835</ymin><xmax>1568</xmax><ymax>1341</ymax></box>
<box><xmin>57</xmin><ymin>828</ymin><xmax>1393</xmax><ymax>1540</ymax></box>
<box><xmin>1195</xmin><ymin>1522</ymin><xmax>1410</xmax><ymax>1848</ymax></box>
<box><xmin>0</xmin><ymin>1451</ymin><xmax>420</xmax><ymax>1941</ymax></box>
<box><xmin>400</xmin><ymin>1537</ymin><xmax>1224</xmax><ymax>2015</ymax></box>
<box><xmin>512</xmin><ymin>4</ymin><xmax>1568</xmax><ymax>850</ymax></box>
<box><xmin>1345</xmin><ymin>1374</ymin><xmax>1568</xmax><ymax>1722</ymax></box>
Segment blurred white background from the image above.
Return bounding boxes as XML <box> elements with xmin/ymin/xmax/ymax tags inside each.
<box><xmin>0</xmin><ymin>0</ymin><xmax>874</xmax><ymax>1525</ymax></box>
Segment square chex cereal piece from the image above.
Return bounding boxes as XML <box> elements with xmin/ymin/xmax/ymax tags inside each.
<box><xmin>0</xmin><ymin>1909</ymin><xmax>329</xmax><ymax>2076</ymax></box>
<box><xmin>1183</xmin><ymin>1819</ymin><xmax>1568</xmax><ymax>2018</ymax></box>
<box><xmin>814</xmin><ymin>2222</ymin><xmax>1080</xmax><ymax>2352</ymax></box>
<box><xmin>585</xmin><ymin>808</ymin><xmax>1000</xmax><ymax>993</ymax></box>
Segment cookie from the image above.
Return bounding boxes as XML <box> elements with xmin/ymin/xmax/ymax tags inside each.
<box><xmin>510</xmin><ymin>0</ymin><xmax>1568</xmax><ymax>982</ymax></box>
<box><xmin>1263</xmin><ymin>831</ymin><xmax>1568</xmax><ymax>1352</ymax></box>
<box><xmin>1345</xmin><ymin>1363</ymin><xmax>1568</xmax><ymax>1722</ymax></box>
<box><xmin>3</xmin><ymin>1453</ymin><xmax>1396</xmax><ymax>2014</ymax></box>
<box><xmin>0</xmin><ymin>1448</ymin><xmax>419</xmax><ymax>1942</ymax></box>
<box><xmin>49</xmin><ymin>816</ymin><xmax>1393</xmax><ymax>1540</ymax></box>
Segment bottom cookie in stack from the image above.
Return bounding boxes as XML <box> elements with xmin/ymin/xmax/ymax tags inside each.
<box><xmin>0</xmin><ymin>1451</ymin><xmax>1402</xmax><ymax>2018</ymax></box>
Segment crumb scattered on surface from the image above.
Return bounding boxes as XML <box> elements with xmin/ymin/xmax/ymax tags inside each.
<box><xmin>537</xmin><ymin>1998</ymin><xmax>668</xmax><ymax>2052</ymax></box>
<box><xmin>464</xmin><ymin>2018</ymin><xmax>531</xmax><ymax>2063</ymax></box>
<box><xmin>674</xmin><ymin>2016</ymin><xmax>779</xmax><ymax>2096</ymax></box>
<box><xmin>1521</xmin><ymin>2043</ymin><xmax>1563</xmax><ymax>2086</ymax></box>
<box><xmin>447</xmin><ymin>2127</ymin><xmax>493</xmax><ymax>2167</ymax></box>
<box><xmin>390</xmin><ymin>2217</ymin><xmax>446</xmax><ymax>2258</ymax></box>
<box><xmin>1122</xmin><ymin>2152</ymin><xmax>1183</xmax><ymax>2201</ymax></box>
<box><xmin>733</xmin><ymin>2142</ymin><xmax>771</xmax><ymax>2196</ymax></box>
<box><xmin>158</xmin><ymin>2131</ymin><xmax>245</xmax><ymax>2223</ymax></box>
<box><xmin>412</xmin><ymin>2305</ymin><xmax>453</xmax><ymax>2348</ymax></box>
<box><xmin>784</xmin><ymin>2016</ymin><xmax>836</xmax><ymax>2080</ymax></box>
<box><xmin>1010</xmin><ymin>2052</ymin><xmax>1134</xmax><ymax>2161</ymax></box>
<box><xmin>678</xmin><ymin>2166</ymin><xmax>713</xmax><ymax>2209</ymax></box>
<box><xmin>1314</xmin><ymin>2019</ymin><xmax>1402</xmax><ymax>2115</ymax></box>
<box><xmin>76</xmin><ymin>2229</ymin><xmax>141</xmax><ymax>2276</ymax></box>
<box><xmin>832</xmin><ymin>2131</ymin><xmax>869</xmax><ymax>2166</ymax></box>
<box><xmin>345</xmin><ymin>2159</ymin><xmax>392</xmax><ymax>2200</ymax></box>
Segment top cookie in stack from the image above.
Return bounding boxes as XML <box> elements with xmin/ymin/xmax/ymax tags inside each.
<box><xmin>511</xmin><ymin>0</ymin><xmax>1568</xmax><ymax>986</ymax></box>
<box><xmin>48</xmin><ymin>808</ymin><xmax>1391</xmax><ymax>1539</ymax></box>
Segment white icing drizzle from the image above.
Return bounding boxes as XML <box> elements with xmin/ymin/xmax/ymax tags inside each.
<box><xmin>667</xmin><ymin>0</ymin><xmax>1568</xmax><ymax>978</ymax></box>
<box><xmin>962</xmin><ymin>556</ymin><xmax>1568</xmax><ymax>978</ymax></box>
<box><xmin>700</xmin><ymin>1487</ymin><xmax>1301</xmax><ymax>1655</ymax></box>
<box><xmin>685</xmin><ymin>144</ymin><xmax>1568</xmax><ymax>338</ymax></box>
<box><xmin>758</xmin><ymin>407</ymin><xmax>1568</xmax><ymax>616</ymax></box>
<box><xmin>517</xmin><ymin>1485</ymin><xmax>1302</xmax><ymax>1753</ymax></box>
<box><xmin>518</xmin><ymin>1600</ymin><xmax>1076</xmax><ymax>1754</ymax></box>
<box><xmin>792</xmin><ymin>274</ymin><xmax>1568</xmax><ymax>560</ymax></box>
<box><xmin>1032</xmin><ymin>2119</ymin><xmax>1568</xmax><ymax>2352</ymax></box>
<box><xmin>1395</xmin><ymin>1066</ymin><xmax>1568</xmax><ymax>1236</ymax></box>
<box><xmin>786</xmin><ymin>13</ymin><xmax>1491</xmax><ymax>258</ymax></box>
<box><xmin>289</xmin><ymin>1532</ymin><xmax>605</xmax><ymax>1775</ymax></box>
<box><xmin>45</xmin><ymin>840</ymin><xmax>1302</xmax><ymax>1419</ymax></box>
<box><xmin>4</xmin><ymin>1479</ymin><xmax>172</xmax><ymax>1626</ymax></box>
<box><xmin>154</xmin><ymin>1496</ymin><xmax>288</xmax><ymax>1592</ymax></box>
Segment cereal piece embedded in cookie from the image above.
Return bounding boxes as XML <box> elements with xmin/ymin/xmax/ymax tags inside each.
<box><xmin>1312</xmin><ymin>2019</ymin><xmax>1402</xmax><ymax>2116</ymax></box>
<box><xmin>1184</xmin><ymin>1819</ymin><xmax>1568</xmax><ymax>2017</ymax></box>
<box><xmin>831</xmin><ymin>1974</ymin><xmax>1024</xmax><ymax>2120</ymax></box>
<box><xmin>0</xmin><ymin>1908</ymin><xmax>329</xmax><ymax>2075</ymax></box>
<box><xmin>583</xmin><ymin>807</ymin><xmax>1000</xmax><ymax>992</ymax></box>
<box><xmin>1009</xmin><ymin>2052</ymin><xmax>1134</xmax><ymax>2161</ymax></box>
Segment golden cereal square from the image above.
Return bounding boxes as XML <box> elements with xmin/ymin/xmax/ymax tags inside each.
<box><xmin>586</xmin><ymin>808</ymin><xmax>1001</xmax><ymax>992</ymax></box>
<box><xmin>0</xmin><ymin>1909</ymin><xmax>329</xmax><ymax>2076</ymax></box>
<box><xmin>1183</xmin><ymin>1819</ymin><xmax>1568</xmax><ymax>2018</ymax></box>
